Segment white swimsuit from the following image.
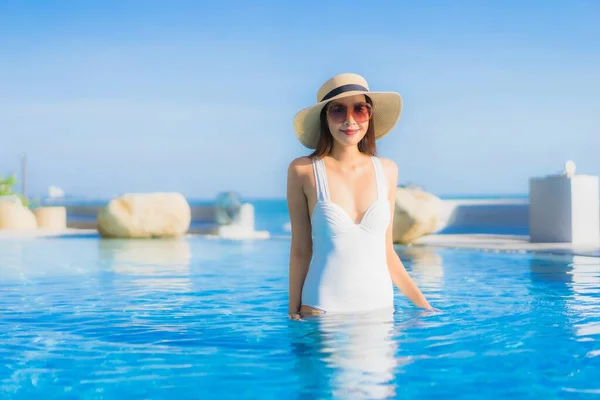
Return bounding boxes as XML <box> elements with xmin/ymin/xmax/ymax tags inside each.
<box><xmin>301</xmin><ymin>156</ymin><xmax>395</xmax><ymax>313</ymax></box>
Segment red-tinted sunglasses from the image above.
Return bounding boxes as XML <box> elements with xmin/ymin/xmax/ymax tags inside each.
<box><xmin>326</xmin><ymin>101</ymin><xmax>373</xmax><ymax>124</ymax></box>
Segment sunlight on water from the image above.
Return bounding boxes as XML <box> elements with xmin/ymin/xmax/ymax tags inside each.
<box><xmin>0</xmin><ymin>236</ymin><xmax>599</xmax><ymax>399</ymax></box>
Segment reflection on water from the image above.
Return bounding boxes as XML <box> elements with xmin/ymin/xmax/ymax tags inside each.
<box><xmin>563</xmin><ymin>255</ymin><xmax>599</xmax><ymax>341</ymax></box>
<box><xmin>0</xmin><ymin>241</ymin><xmax>28</xmax><ymax>280</ymax></box>
<box><xmin>529</xmin><ymin>254</ymin><xmax>600</xmax><ymax>352</ymax></box>
<box><xmin>2</xmin><ymin>235</ymin><xmax>600</xmax><ymax>398</ymax></box>
<box><xmin>568</xmin><ymin>255</ymin><xmax>600</xmax><ymax>291</ymax></box>
<box><xmin>287</xmin><ymin>246</ymin><xmax>447</xmax><ymax>399</ymax></box>
<box><xmin>98</xmin><ymin>238</ymin><xmax>192</xmax><ymax>292</ymax></box>
<box><xmin>0</xmin><ymin>238</ymin><xmax>101</xmax><ymax>281</ymax></box>
<box><xmin>529</xmin><ymin>254</ymin><xmax>575</xmax><ymax>284</ymax></box>
<box><xmin>397</xmin><ymin>245</ymin><xmax>444</xmax><ymax>291</ymax></box>
<box><xmin>529</xmin><ymin>254</ymin><xmax>600</xmax><ymax>298</ymax></box>
<box><xmin>290</xmin><ymin>308</ymin><xmax>404</xmax><ymax>399</ymax></box>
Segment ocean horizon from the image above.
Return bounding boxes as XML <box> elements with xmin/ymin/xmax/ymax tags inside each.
<box><xmin>31</xmin><ymin>193</ymin><xmax>530</xmax><ymax>238</ymax></box>
<box><xmin>37</xmin><ymin>193</ymin><xmax>529</xmax><ymax>206</ymax></box>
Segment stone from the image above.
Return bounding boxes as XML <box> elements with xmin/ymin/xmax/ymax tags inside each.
<box><xmin>33</xmin><ymin>206</ymin><xmax>67</xmax><ymax>230</ymax></box>
<box><xmin>97</xmin><ymin>192</ymin><xmax>191</xmax><ymax>238</ymax></box>
<box><xmin>0</xmin><ymin>195</ymin><xmax>22</xmax><ymax>205</ymax></box>
<box><xmin>392</xmin><ymin>188</ymin><xmax>442</xmax><ymax>244</ymax></box>
<box><xmin>0</xmin><ymin>200</ymin><xmax>38</xmax><ymax>230</ymax></box>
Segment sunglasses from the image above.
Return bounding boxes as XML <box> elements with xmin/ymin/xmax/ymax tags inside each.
<box><xmin>326</xmin><ymin>101</ymin><xmax>373</xmax><ymax>124</ymax></box>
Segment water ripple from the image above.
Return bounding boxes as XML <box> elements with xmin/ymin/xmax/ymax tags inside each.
<box><xmin>0</xmin><ymin>239</ymin><xmax>599</xmax><ymax>399</ymax></box>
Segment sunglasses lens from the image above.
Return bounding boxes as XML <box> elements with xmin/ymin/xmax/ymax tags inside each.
<box><xmin>327</xmin><ymin>104</ymin><xmax>347</xmax><ymax>123</ymax></box>
<box><xmin>327</xmin><ymin>102</ymin><xmax>373</xmax><ymax>123</ymax></box>
<box><xmin>352</xmin><ymin>103</ymin><xmax>372</xmax><ymax>123</ymax></box>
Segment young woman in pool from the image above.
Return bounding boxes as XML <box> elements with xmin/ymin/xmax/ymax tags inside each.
<box><xmin>286</xmin><ymin>73</ymin><xmax>434</xmax><ymax>319</ymax></box>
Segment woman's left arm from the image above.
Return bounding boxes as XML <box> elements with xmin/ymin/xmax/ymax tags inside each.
<box><xmin>381</xmin><ymin>159</ymin><xmax>433</xmax><ymax>310</ymax></box>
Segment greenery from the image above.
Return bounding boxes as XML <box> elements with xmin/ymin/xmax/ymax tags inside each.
<box><xmin>0</xmin><ymin>173</ymin><xmax>35</xmax><ymax>207</ymax></box>
<box><xmin>0</xmin><ymin>174</ymin><xmax>16</xmax><ymax>196</ymax></box>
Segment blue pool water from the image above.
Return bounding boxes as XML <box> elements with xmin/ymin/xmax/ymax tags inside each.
<box><xmin>1</xmin><ymin>236</ymin><xmax>599</xmax><ymax>399</ymax></box>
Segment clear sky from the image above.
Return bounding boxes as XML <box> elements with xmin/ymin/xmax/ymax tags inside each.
<box><xmin>1</xmin><ymin>1</ymin><xmax>599</xmax><ymax>200</ymax></box>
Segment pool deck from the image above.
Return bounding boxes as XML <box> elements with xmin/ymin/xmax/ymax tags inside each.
<box><xmin>1</xmin><ymin>228</ymin><xmax>599</xmax><ymax>258</ymax></box>
<box><xmin>0</xmin><ymin>228</ymin><xmax>99</xmax><ymax>239</ymax></box>
<box><xmin>412</xmin><ymin>234</ymin><xmax>600</xmax><ymax>257</ymax></box>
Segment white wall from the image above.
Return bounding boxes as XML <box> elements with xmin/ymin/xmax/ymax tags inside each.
<box><xmin>437</xmin><ymin>199</ymin><xmax>529</xmax><ymax>235</ymax></box>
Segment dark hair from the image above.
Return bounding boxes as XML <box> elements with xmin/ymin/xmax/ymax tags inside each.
<box><xmin>309</xmin><ymin>95</ymin><xmax>377</xmax><ymax>159</ymax></box>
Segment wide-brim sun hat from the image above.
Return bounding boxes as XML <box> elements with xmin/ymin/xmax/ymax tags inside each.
<box><xmin>293</xmin><ymin>73</ymin><xmax>403</xmax><ymax>149</ymax></box>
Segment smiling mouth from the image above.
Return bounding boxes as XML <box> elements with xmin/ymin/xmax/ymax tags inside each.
<box><xmin>341</xmin><ymin>129</ymin><xmax>358</xmax><ymax>135</ymax></box>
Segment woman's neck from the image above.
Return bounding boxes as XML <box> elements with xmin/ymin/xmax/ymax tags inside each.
<box><xmin>328</xmin><ymin>144</ymin><xmax>366</xmax><ymax>165</ymax></box>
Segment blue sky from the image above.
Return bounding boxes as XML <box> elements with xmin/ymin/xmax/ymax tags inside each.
<box><xmin>1</xmin><ymin>1</ymin><xmax>599</xmax><ymax>200</ymax></box>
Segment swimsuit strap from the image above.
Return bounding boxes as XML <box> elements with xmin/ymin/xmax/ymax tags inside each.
<box><xmin>312</xmin><ymin>157</ymin><xmax>331</xmax><ymax>201</ymax></box>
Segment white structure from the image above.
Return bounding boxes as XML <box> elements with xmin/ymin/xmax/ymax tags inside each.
<box><xmin>564</xmin><ymin>160</ymin><xmax>576</xmax><ymax>178</ymax></box>
<box><xmin>215</xmin><ymin>203</ymin><xmax>269</xmax><ymax>239</ymax></box>
<box><xmin>33</xmin><ymin>206</ymin><xmax>67</xmax><ymax>230</ymax></box>
<box><xmin>48</xmin><ymin>185</ymin><xmax>65</xmax><ymax>198</ymax></box>
<box><xmin>529</xmin><ymin>163</ymin><xmax>600</xmax><ymax>245</ymax></box>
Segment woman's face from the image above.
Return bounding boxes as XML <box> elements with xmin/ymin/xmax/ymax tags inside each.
<box><xmin>325</xmin><ymin>94</ymin><xmax>372</xmax><ymax>148</ymax></box>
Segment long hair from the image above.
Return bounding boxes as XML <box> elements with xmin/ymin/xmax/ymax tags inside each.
<box><xmin>309</xmin><ymin>95</ymin><xmax>377</xmax><ymax>159</ymax></box>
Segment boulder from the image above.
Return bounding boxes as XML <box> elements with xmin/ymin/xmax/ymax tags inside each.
<box><xmin>0</xmin><ymin>195</ymin><xmax>22</xmax><ymax>205</ymax></box>
<box><xmin>0</xmin><ymin>199</ymin><xmax>38</xmax><ymax>230</ymax></box>
<box><xmin>392</xmin><ymin>188</ymin><xmax>442</xmax><ymax>244</ymax></box>
<box><xmin>97</xmin><ymin>193</ymin><xmax>191</xmax><ymax>238</ymax></box>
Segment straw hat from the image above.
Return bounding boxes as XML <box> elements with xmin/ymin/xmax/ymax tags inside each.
<box><xmin>293</xmin><ymin>73</ymin><xmax>403</xmax><ymax>149</ymax></box>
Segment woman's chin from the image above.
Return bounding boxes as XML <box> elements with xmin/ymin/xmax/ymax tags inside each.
<box><xmin>333</xmin><ymin>134</ymin><xmax>364</xmax><ymax>147</ymax></box>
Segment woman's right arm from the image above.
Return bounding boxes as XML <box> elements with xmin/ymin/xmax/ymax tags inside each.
<box><xmin>286</xmin><ymin>158</ymin><xmax>313</xmax><ymax>318</ymax></box>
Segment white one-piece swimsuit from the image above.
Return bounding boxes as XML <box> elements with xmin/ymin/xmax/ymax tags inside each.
<box><xmin>301</xmin><ymin>156</ymin><xmax>395</xmax><ymax>313</ymax></box>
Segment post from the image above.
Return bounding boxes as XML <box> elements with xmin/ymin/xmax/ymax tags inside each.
<box><xmin>20</xmin><ymin>153</ymin><xmax>27</xmax><ymax>199</ymax></box>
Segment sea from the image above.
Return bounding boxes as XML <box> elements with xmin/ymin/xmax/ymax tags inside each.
<box><xmin>38</xmin><ymin>194</ymin><xmax>530</xmax><ymax>237</ymax></box>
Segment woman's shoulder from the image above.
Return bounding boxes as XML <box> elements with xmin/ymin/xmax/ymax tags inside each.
<box><xmin>287</xmin><ymin>156</ymin><xmax>314</xmax><ymax>180</ymax></box>
<box><xmin>376</xmin><ymin>156</ymin><xmax>399</xmax><ymax>181</ymax></box>
<box><xmin>376</xmin><ymin>156</ymin><xmax>398</xmax><ymax>172</ymax></box>
<box><xmin>288</xmin><ymin>155</ymin><xmax>313</xmax><ymax>168</ymax></box>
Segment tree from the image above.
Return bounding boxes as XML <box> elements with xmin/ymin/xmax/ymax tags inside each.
<box><xmin>0</xmin><ymin>173</ymin><xmax>31</xmax><ymax>207</ymax></box>
<box><xmin>0</xmin><ymin>174</ymin><xmax>17</xmax><ymax>196</ymax></box>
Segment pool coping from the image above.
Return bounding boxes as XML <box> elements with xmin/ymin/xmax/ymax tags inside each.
<box><xmin>411</xmin><ymin>234</ymin><xmax>600</xmax><ymax>258</ymax></box>
<box><xmin>1</xmin><ymin>228</ymin><xmax>599</xmax><ymax>258</ymax></box>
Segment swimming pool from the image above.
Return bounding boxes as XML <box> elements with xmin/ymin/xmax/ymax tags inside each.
<box><xmin>1</xmin><ymin>235</ymin><xmax>599</xmax><ymax>399</ymax></box>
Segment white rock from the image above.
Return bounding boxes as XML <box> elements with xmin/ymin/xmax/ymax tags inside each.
<box><xmin>0</xmin><ymin>201</ymin><xmax>38</xmax><ymax>230</ymax></box>
<box><xmin>0</xmin><ymin>195</ymin><xmax>22</xmax><ymax>205</ymax></box>
<box><xmin>393</xmin><ymin>188</ymin><xmax>442</xmax><ymax>244</ymax></box>
<box><xmin>97</xmin><ymin>192</ymin><xmax>191</xmax><ymax>238</ymax></box>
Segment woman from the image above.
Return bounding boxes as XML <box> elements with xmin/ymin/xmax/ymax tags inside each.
<box><xmin>286</xmin><ymin>73</ymin><xmax>434</xmax><ymax>319</ymax></box>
